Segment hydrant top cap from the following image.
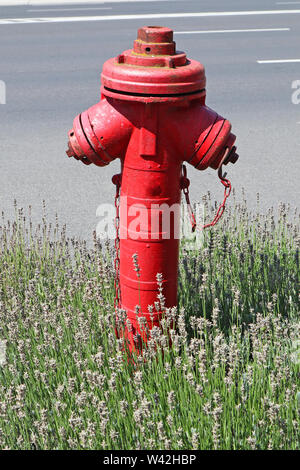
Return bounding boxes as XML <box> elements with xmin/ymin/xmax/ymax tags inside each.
<box><xmin>137</xmin><ymin>26</ymin><xmax>174</xmax><ymax>44</ymax></box>
<box><xmin>135</xmin><ymin>26</ymin><xmax>176</xmax><ymax>55</ymax></box>
<box><xmin>101</xmin><ymin>26</ymin><xmax>206</xmax><ymax>101</ymax></box>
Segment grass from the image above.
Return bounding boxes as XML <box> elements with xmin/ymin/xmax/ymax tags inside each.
<box><xmin>0</xmin><ymin>194</ymin><xmax>299</xmax><ymax>450</ymax></box>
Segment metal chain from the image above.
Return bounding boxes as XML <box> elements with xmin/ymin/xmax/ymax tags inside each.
<box><xmin>181</xmin><ymin>153</ymin><xmax>232</xmax><ymax>232</ymax></box>
<box><xmin>112</xmin><ymin>174</ymin><xmax>121</xmax><ymax>311</ymax></box>
<box><xmin>202</xmin><ymin>168</ymin><xmax>231</xmax><ymax>229</ymax></box>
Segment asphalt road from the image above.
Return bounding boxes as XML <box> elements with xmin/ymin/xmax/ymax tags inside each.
<box><xmin>0</xmin><ymin>0</ymin><xmax>299</xmax><ymax>240</ymax></box>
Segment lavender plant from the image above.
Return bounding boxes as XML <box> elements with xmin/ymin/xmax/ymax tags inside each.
<box><xmin>0</xmin><ymin>195</ymin><xmax>299</xmax><ymax>450</ymax></box>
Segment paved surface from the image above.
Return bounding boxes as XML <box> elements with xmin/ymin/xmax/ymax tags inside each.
<box><xmin>0</xmin><ymin>0</ymin><xmax>299</xmax><ymax>240</ymax></box>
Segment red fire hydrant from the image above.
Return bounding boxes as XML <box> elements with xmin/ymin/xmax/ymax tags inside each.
<box><xmin>66</xmin><ymin>26</ymin><xmax>238</xmax><ymax>351</ymax></box>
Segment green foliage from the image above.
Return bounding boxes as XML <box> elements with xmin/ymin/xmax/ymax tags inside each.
<box><xmin>0</xmin><ymin>197</ymin><xmax>299</xmax><ymax>450</ymax></box>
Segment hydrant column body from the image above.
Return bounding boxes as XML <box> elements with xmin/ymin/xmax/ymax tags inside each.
<box><xmin>120</xmin><ymin>102</ymin><xmax>182</xmax><ymax>330</ymax></box>
<box><xmin>66</xmin><ymin>26</ymin><xmax>239</xmax><ymax>351</ymax></box>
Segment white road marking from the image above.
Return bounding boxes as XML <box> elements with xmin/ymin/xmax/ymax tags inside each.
<box><xmin>28</xmin><ymin>7</ymin><xmax>112</xmax><ymax>12</ymax></box>
<box><xmin>175</xmin><ymin>28</ymin><xmax>290</xmax><ymax>34</ymax></box>
<box><xmin>277</xmin><ymin>2</ymin><xmax>300</xmax><ymax>4</ymax></box>
<box><xmin>2</xmin><ymin>0</ymin><xmax>180</xmax><ymax>4</ymax></box>
<box><xmin>1</xmin><ymin>10</ymin><xmax>300</xmax><ymax>25</ymax></box>
<box><xmin>257</xmin><ymin>59</ymin><xmax>300</xmax><ymax>63</ymax></box>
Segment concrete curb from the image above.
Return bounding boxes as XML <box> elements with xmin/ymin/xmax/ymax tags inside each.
<box><xmin>0</xmin><ymin>0</ymin><xmax>169</xmax><ymax>5</ymax></box>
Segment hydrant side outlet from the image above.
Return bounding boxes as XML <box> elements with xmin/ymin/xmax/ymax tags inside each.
<box><xmin>66</xmin><ymin>26</ymin><xmax>239</xmax><ymax>352</ymax></box>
